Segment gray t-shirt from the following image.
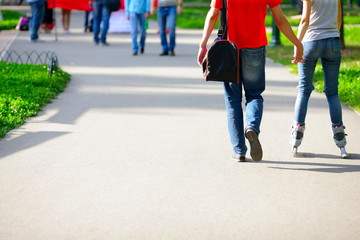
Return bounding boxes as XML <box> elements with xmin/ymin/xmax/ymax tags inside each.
<box><xmin>303</xmin><ymin>0</ymin><xmax>340</xmax><ymax>42</ymax></box>
<box><xmin>158</xmin><ymin>0</ymin><xmax>177</xmax><ymax>7</ymax></box>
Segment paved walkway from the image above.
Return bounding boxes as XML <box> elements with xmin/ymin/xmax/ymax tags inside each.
<box><xmin>1</xmin><ymin>10</ymin><xmax>360</xmax><ymax>240</ymax></box>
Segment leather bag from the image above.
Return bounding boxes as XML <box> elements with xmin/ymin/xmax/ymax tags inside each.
<box><xmin>105</xmin><ymin>0</ymin><xmax>121</xmax><ymax>12</ymax></box>
<box><xmin>202</xmin><ymin>0</ymin><xmax>240</xmax><ymax>84</ymax></box>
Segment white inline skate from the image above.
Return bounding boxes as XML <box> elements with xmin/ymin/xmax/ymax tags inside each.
<box><xmin>290</xmin><ymin>123</ymin><xmax>305</xmax><ymax>157</ymax></box>
<box><xmin>332</xmin><ymin>124</ymin><xmax>348</xmax><ymax>159</ymax></box>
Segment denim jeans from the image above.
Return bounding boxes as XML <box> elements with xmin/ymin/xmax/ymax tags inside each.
<box><xmin>294</xmin><ymin>37</ymin><xmax>342</xmax><ymax>125</ymax></box>
<box><xmin>130</xmin><ymin>13</ymin><xmax>146</xmax><ymax>52</ymax></box>
<box><xmin>93</xmin><ymin>0</ymin><xmax>111</xmax><ymax>44</ymax></box>
<box><xmin>29</xmin><ymin>0</ymin><xmax>45</xmax><ymax>40</ymax></box>
<box><xmin>158</xmin><ymin>6</ymin><xmax>176</xmax><ymax>52</ymax></box>
<box><xmin>224</xmin><ymin>46</ymin><xmax>266</xmax><ymax>155</ymax></box>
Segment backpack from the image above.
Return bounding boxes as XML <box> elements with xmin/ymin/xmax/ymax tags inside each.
<box><xmin>16</xmin><ymin>16</ymin><xmax>30</xmax><ymax>31</ymax></box>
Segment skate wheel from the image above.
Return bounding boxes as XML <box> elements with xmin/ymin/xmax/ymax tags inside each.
<box><xmin>292</xmin><ymin>147</ymin><xmax>298</xmax><ymax>157</ymax></box>
<box><xmin>340</xmin><ymin>148</ymin><xmax>348</xmax><ymax>159</ymax></box>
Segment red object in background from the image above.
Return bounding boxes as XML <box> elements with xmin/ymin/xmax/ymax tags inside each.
<box><xmin>47</xmin><ymin>0</ymin><xmax>125</xmax><ymax>11</ymax></box>
<box><xmin>48</xmin><ymin>0</ymin><xmax>91</xmax><ymax>11</ymax></box>
<box><xmin>153</xmin><ymin>0</ymin><xmax>158</xmax><ymax>8</ymax></box>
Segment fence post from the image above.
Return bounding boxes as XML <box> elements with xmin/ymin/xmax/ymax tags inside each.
<box><xmin>269</xmin><ymin>16</ymin><xmax>282</xmax><ymax>47</ymax></box>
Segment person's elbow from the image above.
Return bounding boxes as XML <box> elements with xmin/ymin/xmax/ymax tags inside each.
<box><xmin>300</xmin><ymin>18</ymin><xmax>310</xmax><ymax>28</ymax></box>
<box><xmin>207</xmin><ymin>7</ymin><xmax>220</xmax><ymax>21</ymax></box>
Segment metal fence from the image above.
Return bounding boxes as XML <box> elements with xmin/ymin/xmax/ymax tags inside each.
<box><xmin>0</xmin><ymin>50</ymin><xmax>59</xmax><ymax>76</ymax></box>
<box><xmin>0</xmin><ymin>0</ymin><xmax>24</xmax><ymax>6</ymax></box>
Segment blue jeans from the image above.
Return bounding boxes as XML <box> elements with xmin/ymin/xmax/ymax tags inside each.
<box><xmin>93</xmin><ymin>0</ymin><xmax>111</xmax><ymax>43</ymax></box>
<box><xmin>224</xmin><ymin>46</ymin><xmax>266</xmax><ymax>155</ymax></box>
<box><xmin>158</xmin><ymin>6</ymin><xmax>176</xmax><ymax>52</ymax></box>
<box><xmin>130</xmin><ymin>13</ymin><xmax>146</xmax><ymax>52</ymax></box>
<box><xmin>29</xmin><ymin>0</ymin><xmax>45</xmax><ymax>40</ymax></box>
<box><xmin>294</xmin><ymin>37</ymin><xmax>342</xmax><ymax>125</ymax></box>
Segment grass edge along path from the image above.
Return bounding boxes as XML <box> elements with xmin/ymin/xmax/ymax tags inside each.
<box><xmin>0</xmin><ymin>62</ymin><xmax>71</xmax><ymax>138</ymax></box>
<box><xmin>266</xmin><ymin>26</ymin><xmax>360</xmax><ymax>113</ymax></box>
<box><xmin>176</xmin><ymin>6</ymin><xmax>360</xmax><ymax>112</ymax></box>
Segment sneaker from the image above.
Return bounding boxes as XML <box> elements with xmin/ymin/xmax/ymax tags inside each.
<box><xmin>100</xmin><ymin>42</ymin><xmax>110</xmax><ymax>46</ymax></box>
<box><xmin>160</xmin><ymin>51</ymin><xmax>168</xmax><ymax>56</ymax></box>
<box><xmin>94</xmin><ymin>41</ymin><xmax>99</xmax><ymax>46</ymax></box>
<box><xmin>133</xmin><ymin>52</ymin><xmax>138</xmax><ymax>56</ymax></box>
<box><xmin>170</xmin><ymin>50</ymin><xmax>175</xmax><ymax>56</ymax></box>
<box><xmin>245</xmin><ymin>128</ymin><xmax>263</xmax><ymax>162</ymax></box>
<box><xmin>140</xmin><ymin>47</ymin><xmax>144</xmax><ymax>54</ymax></box>
<box><xmin>232</xmin><ymin>154</ymin><xmax>246</xmax><ymax>162</ymax></box>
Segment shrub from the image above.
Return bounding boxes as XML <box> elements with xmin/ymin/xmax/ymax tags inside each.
<box><xmin>0</xmin><ymin>62</ymin><xmax>71</xmax><ymax>138</ymax></box>
<box><xmin>0</xmin><ymin>10</ymin><xmax>25</xmax><ymax>30</ymax></box>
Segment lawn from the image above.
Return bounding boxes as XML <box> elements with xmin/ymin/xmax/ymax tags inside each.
<box><xmin>0</xmin><ymin>62</ymin><xmax>71</xmax><ymax>138</ymax></box>
<box><xmin>0</xmin><ymin>10</ymin><xmax>24</xmax><ymax>30</ymax></box>
<box><xmin>266</xmin><ymin>27</ymin><xmax>360</xmax><ymax>112</ymax></box>
<box><xmin>177</xmin><ymin>4</ymin><xmax>360</xmax><ymax>112</ymax></box>
<box><xmin>0</xmin><ymin>5</ymin><xmax>358</xmax><ymax>139</ymax></box>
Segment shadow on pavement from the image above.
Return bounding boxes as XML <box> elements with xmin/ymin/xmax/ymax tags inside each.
<box><xmin>264</xmin><ymin>155</ymin><xmax>360</xmax><ymax>173</ymax></box>
<box><xmin>0</xmin><ymin>131</ymin><xmax>70</xmax><ymax>160</ymax></box>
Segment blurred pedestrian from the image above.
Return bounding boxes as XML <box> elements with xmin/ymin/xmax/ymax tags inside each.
<box><xmin>26</xmin><ymin>0</ymin><xmax>45</xmax><ymax>42</ymax></box>
<box><xmin>197</xmin><ymin>0</ymin><xmax>303</xmax><ymax>162</ymax></box>
<box><xmin>154</xmin><ymin>0</ymin><xmax>183</xmax><ymax>56</ymax></box>
<box><xmin>84</xmin><ymin>11</ymin><xmax>93</xmax><ymax>32</ymax></box>
<box><xmin>61</xmin><ymin>8</ymin><xmax>71</xmax><ymax>33</ymax></box>
<box><xmin>90</xmin><ymin>0</ymin><xmax>112</xmax><ymax>46</ymax></box>
<box><xmin>41</xmin><ymin>0</ymin><xmax>54</xmax><ymax>33</ymax></box>
<box><xmin>290</xmin><ymin>0</ymin><xmax>348</xmax><ymax>158</ymax></box>
<box><xmin>126</xmin><ymin>0</ymin><xmax>151</xmax><ymax>55</ymax></box>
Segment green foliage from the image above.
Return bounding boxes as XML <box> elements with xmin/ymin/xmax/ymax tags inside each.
<box><xmin>344</xmin><ymin>16</ymin><xmax>360</xmax><ymax>25</ymax></box>
<box><xmin>0</xmin><ymin>10</ymin><xmax>25</xmax><ymax>30</ymax></box>
<box><xmin>0</xmin><ymin>62</ymin><xmax>71</xmax><ymax>138</ymax></box>
<box><xmin>0</xmin><ymin>19</ymin><xmax>19</xmax><ymax>30</ymax></box>
<box><xmin>178</xmin><ymin>7</ymin><xmax>214</xmax><ymax>29</ymax></box>
<box><xmin>1</xmin><ymin>10</ymin><xmax>24</xmax><ymax>19</ymax></box>
<box><xmin>173</xmin><ymin>4</ymin><xmax>359</xmax><ymax>111</ymax></box>
<box><xmin>337</xmin><ymin>66</ymin><xmax>360</xmax><ymax>108</ymax></box>
<box><xmin>344</xmin><ymin>26</ymin><xmax>360</xmax><ymax>46</ymax></box>
<box><xmin>177</xmin><ymin>5</ymin><xmax>360</xmax><ymax>29</ymax></box>
<box><xmin>266</xmin><ymin>27</ymin><xmax>360</xmax><ymax>112</ymax></box>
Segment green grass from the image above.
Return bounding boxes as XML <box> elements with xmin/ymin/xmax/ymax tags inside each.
<box><xmin>0</xmin><ymin>10</ymin><xmax>25</xmax><ymax>30</ymax></box>
<box><xmin>266</xmin><ymin>27</ymin><xmax>360</xmax><ymax>112</ymax></box>
<box><xmin>176</xmin><ymin>6</ymin><xmax>360</xmax><ymax>29</ymax></box>
<box><xmin>175</xmin><ymin>5</ymin><xmax>360</xmax><ymax>112</ymax></box>
<box><xmin>0</xmin><ymin>62</ymin><xmax>71</xmax><ymax>138</ymax></box>
<box><xmin>178</xmin><ymin>6</ymin><xmax>212</xmax><ymax>29</ymax></box>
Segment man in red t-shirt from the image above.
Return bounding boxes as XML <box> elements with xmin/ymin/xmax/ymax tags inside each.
<box><xmin>197</xmin><ymin>0</ymin><xmax>303</xmax><ymax>162</ymax></box>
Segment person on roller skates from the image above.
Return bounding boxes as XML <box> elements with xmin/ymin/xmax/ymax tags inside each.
<box><xmin>291</xmin><ymin>0</ymin><xmax>348</xmax><ymax>158</ymax></box>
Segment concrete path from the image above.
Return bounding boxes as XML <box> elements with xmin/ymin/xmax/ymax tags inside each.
<box><xmin>1</xmin><ymin>10</ymin><xmax>360</xmax><ymax>240</ymax></box>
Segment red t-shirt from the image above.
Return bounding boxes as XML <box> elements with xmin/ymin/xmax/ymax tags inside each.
<box><xmin>211</xmin><ymin>0</ymin><xmax>282</xmax><ymax>49</ymax></box>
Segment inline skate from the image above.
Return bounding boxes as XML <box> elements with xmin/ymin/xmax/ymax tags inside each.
<box><xmin>290</xmin><ymin>123</ymin><xmax>305</xmax><ymax>156</ymax></box>
<box><xmin>332</xmin><ymin>124</ymin><xmax>348</xmax><ymax>159</ymax></box>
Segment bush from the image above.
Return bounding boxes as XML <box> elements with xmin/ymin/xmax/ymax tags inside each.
<box><xmin>0</xmin><ymin>10</ymin><xmax>25</xmax><ymax>30</ymax></box>
<box><xmin>0</xmin><ymin>62</ymin><xmax>71</xmax><ymax>138</ymax></box>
